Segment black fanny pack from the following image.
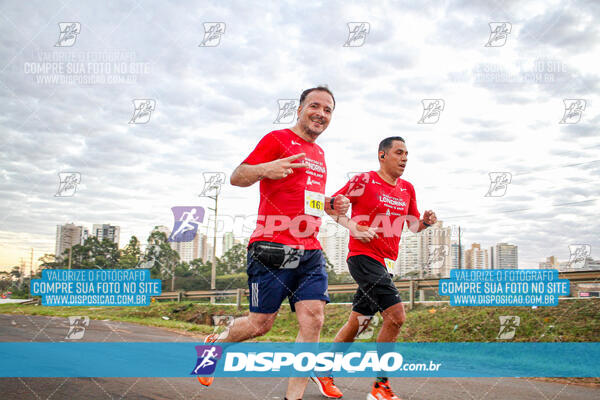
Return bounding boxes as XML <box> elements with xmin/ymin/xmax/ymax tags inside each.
<box><xmin>250</xmin><ymin>241</ymin><xmax>304</xmax><ymax>269</ymax></box>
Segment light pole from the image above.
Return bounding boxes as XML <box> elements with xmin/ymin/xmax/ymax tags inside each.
<box><xmin>199</xmin><ymin>173</ymin><xmax>225</xmax><ymax>304</ymax></box>
<box><xmin>30</xmin><ymin>248</ymin><xmax>33</xmax><ymax>279</ymax></box>
<box><xmin>207</xmin><ymin>193</ymin><xmax>218</xmax><ymax>303</ymax></box>
<box><xmin>458</xmin><ymin>226</ymin><xmax>462</xmax><ymax>269</ymax></box>
<box><xmin>62</xmin><ymin>229</ymin><xmax>74</xmax><ymax>270</ymax></box>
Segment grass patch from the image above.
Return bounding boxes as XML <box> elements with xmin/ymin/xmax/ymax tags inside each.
<box><xmin>1</xmin><ymin>298</ymin><xmax>598</xmax><ymax>342</ymax></box>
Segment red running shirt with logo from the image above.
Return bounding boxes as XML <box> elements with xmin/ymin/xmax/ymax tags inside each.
<box><xmin>333</xmin><ymin>171</ymin><xmax>420</xmax><ymax>266</ymax></box>
<box><xmin>242</xmin><ymin>129</ymin><xmax>327</xmax><ymax>250</ymax></box>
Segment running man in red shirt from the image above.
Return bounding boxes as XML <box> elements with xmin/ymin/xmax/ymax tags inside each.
<box><xmin>198</xmin><ymin>86</ymin><xmax>350</xmax><ymax>400</ymax></box>
<box><xmin>321</xmin><ymin>136</ymin><xmax>437</xmax><ymax>400</ymax></box>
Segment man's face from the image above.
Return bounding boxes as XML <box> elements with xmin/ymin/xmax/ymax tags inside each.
<box><xmin>380</xmin><ymin>140</ymin><xmax>408</xmax><ymax>177</ymax></box>
<box><xmin>297</xmin><ymin>90</ymin><xmax>334</xmax><ymax>137</ymax></box>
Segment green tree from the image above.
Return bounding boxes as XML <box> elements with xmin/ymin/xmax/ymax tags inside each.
<box><xmin>10</xmin><ymin>266</ymin><xmax>21</xmax><ymax>280</ymax></box>
<box><xmin>184</xmin><ymin>258</ymin><xmax>212</xmax><ymax>290</ymax></box>
<box><xmin>68</xmin><ymin>237</ymin><xmax>119</xmax><ymax>268</ymax></box>
<box><xmin>322</xmin><ymin>252</ymin><xmax>335</xmax><ymax>270</ymax></box>
<box><xmin>216</xmin><ymin>243</ymin><xmax>246</xmax><ymax>275</ymax></box>
<box><xmin>174</xmin><ymin>261</ymin><xmax>192</xmax><ymax>277</ymax></box>
<box><xmin>119</xmin><ymin>236</ymin><xmax>142</xmax><ymax>268</ymax></box>
<box><xmin>0</xmin><ymin>271</ymin><xmax>11</xmax><ymax>293</ymax></box>
<box><xmin>145</xmin><ymin>228</ymin><xmax>180</xmax><ymax>290</ymax></box>
<box><xmin>403</xmin><ymin>270</ymin><xmax>420</xmax><ymax>279</ymax></box>
<box><xmin>38</xmin><ymin>253</ymin><xmax>59</xmax><ymax>269</ymax></box>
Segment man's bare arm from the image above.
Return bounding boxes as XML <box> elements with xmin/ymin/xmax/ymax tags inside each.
<box><xmin>230</xmin><ymin>153</ymin><xmax>306</xmax><ymax>187</ymax></box>
<box><xmin>415</xmin><ymin>210</ymin><xmax>437</xmax><ymax>233</ymax></box>
<box><xmin>324</xmin><ymin>195</ymin><xmax>350</xmax><ymax>216</ymax></box>
<box><xmin>230</xmin><ymin>163</ymin><xmax>267</xmax><ymax>187</ymax></box>
<box><xmin>331</xmin><ymin>214</ymin><xmax>379</xmax><ymax>243</ymax></box>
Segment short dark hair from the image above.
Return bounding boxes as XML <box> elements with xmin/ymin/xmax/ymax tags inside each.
<box><xmin>378</xmin><ymin>136</ymin><xmax>405</xmax><ymax>153</ymax></box>
<box><xmin>299</xmin><ymin>86</ymin><xmax>335</xmax><ymax>110</ymax></box>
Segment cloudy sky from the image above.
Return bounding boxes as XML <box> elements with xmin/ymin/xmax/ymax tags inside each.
<box><xmin>1</xmin><ymin>0</ymin><xmax>598</xmax><ymax>272</ymax></box>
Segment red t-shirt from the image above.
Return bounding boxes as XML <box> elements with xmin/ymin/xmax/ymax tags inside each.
<box><xmin>243</xmin><ymin>129</ymin><xmax>327</xmax><ymax>249</ymax></box>
<box><xmin>333</xmin><ymin>171</ymin><xmax>420</xmax><ymax>268</ymax></box>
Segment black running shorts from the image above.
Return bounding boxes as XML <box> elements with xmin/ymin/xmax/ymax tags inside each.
<box><xmin>347</xmin><ymin>255</ymin><xmax>402</xmax><ymax>316</ymax></box>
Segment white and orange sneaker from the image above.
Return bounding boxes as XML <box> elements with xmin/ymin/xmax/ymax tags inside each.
<box><xmin>367</xmin><ymin>379</ymin><xmax>401</xmax><ymax>400</ymax></box>
<box><xmin>197</xmin><ymin>333</ymin><xmax>219</xmax><ymax>387</ymax></box>
<box><xmin>311</xmin><ymin>376</ymin><xmax>343</xmax><ymax>398</ymax></box>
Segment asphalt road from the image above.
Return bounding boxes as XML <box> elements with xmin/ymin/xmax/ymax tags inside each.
<box><xmin>1</xmin><ymin>314</ymin><xmax>597</xmax><ymax>400</ymax></box>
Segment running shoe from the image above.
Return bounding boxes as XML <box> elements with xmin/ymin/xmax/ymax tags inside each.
<box><xmin>367</xmin><ymin>379</ymin><xmax>401</xmax><ymax>400</ymax></box>
<box><xmin>311</xmin><ymin>376</ymin><xmax>343</xmax><ymax>398</ymax></box>
<box><xmin>197</xmin><ymin>333</ymin><xmax>219</xmax><ymax>386</ymax></box>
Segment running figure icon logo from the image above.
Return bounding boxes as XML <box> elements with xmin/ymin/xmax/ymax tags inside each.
<box><xmin>55</xmin><ymin>172</ymin><xmax>81</xmax><ymax>197</ymax></box>
<box><xmin>212</xmin><ymin>316</ymin><xmax>234</xmax><ymax>340</ymax></box>
<box><xmin>65</xmin><ymin>316</ymin><xmax>89</xmax><ymax>340</ymax></box>
<box><xmin>281</xmin><ymin>246</ymin><xmax>304</xmax><ymax>269</ymax></box>
<box><xmin>138</xmin><ymin>246</ymin><xmax>162</xmax><ymax>269</ymax></box>
<box><xmin>559</xmin><ymin>99</ymin><xmax>586</xmax><ymax>124</ymax></box>
<box><xmin>343</xmin><ymin>22</ymin><xmax>370</xmax><ymax>47</ymax></box>
<box><xmin>496</xmin><ymin>316</ymin><xmax>520</xmax><ymax>340</ymax></box>
<box><xmin>485</xmin><ymin>22</ymin><xmax>512</xmax><ymax>47</ymax></box>
<box><xmin>200</xmin><ymin>172</ymin><xmax>226</xmax><ymax>197</ymax></box>
<box><xmin>274</xmin><ymin>99</ymin><xmax>299</xmax><ymax>124</ymax></box>
<box><xmin>129</xmin><ymin>99</ymin><xmax>156</xmax><ymax>124</ymax></box>
<box><xmin>55</xmin><ymin>22</ymin><xmax>81</xmax><ymax>47</ymax></box>
<box><xmin>355</xmin><ymin>315</ymin><xmax>379</xmax><ymax>340</ymax></box>
<box><xmin>199</xmin><ymin>23</ymin><xmax>225</xmax><ymax>47</ymax></box>
<box><xmin>345</xmin><ymin>172</ymin><xmax>369</xmax><ymax>197</ymax></box>
<box><xmin>168</xmin><ymin>207</ymin><xmax>205</xmax><ymax>242</ymax></box>
<box><xmin>485</xmin><ymin>172</ymin><xmax>512</xmax><ymax>197</ymax></box>
<box><xmin>427</xmin><ymin>245</ymin><xmax>449</xmax><ymax>272</ymax></box>
<box><xmin>191</xmin><ymin>345</ymin><xmax>223</xmax><ymax>375</ymax></box>
<box><xmin>568</xmin><ymin>244</ymin><xmax>591</xmax><ymax>269</ymax></box>
<box><xmin>418</xmin><ymin>99</ymin><xmax>445</xmax><ymax>124</ymax></box>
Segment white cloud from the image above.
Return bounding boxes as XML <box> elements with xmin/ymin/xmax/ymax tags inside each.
<box><xmin>0</xmin><ymin>0</ymin><xmax>598</xmax><ymax>268</ymax></box>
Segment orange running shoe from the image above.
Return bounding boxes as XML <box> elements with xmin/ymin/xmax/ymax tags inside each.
<box><xmin>197</xmin><ymin>334</ymin><xmax>219</xmax><ymax>387</ymax></box>
<box><xmin>310</xmin><ymin>376</ymin><xmax>343</xmax><ymax>398</ymax></box>
<box><xmin>367</xmin><ymin>379</ymin><xmax>401</xmax><ymax>400</ymax></box>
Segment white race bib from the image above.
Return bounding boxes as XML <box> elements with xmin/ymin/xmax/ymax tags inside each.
<box><xmin>384</xmin><ymin>258</ymin><xmax>395</xmax><ymax>274</ymax></box>
<box><xmin>304</xmin><ymin>190</ymin><xmax>325</xmax><ymax>217</ymax></box>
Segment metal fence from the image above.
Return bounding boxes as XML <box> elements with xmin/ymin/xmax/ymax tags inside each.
<box><xmin>154</xmin><ymin>270</ymin><xmax>600</xmax><ymax>310</ymax></box>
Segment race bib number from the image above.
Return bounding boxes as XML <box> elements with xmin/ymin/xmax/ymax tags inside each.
<box><xmin>384</xmin><ymin>258</ymin><xmax>395</xmax><ymax>274</ymax></box>
<box><xmin>305</xmin><ymin>190</ymin><xmax>324</xmax><ymax>217</ymax></box>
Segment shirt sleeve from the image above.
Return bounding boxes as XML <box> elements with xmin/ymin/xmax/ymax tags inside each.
<box><xmin>332</xmin><ymin>180</ymin><xmax>350</xmax><ymax>198</ymax></box>
<box><xmin>242</xmin><ymin>132</ymin><xmax>282</xmax><ymax>165</ymax></box>
<box><xmin>407</xmin><ymin>182</ymin><xmax>421</xmax><ymax>220</ymax></box>
<box><xmin>332</xmin><ymin>172</ymin><xmax>369</xmax><ymax>204</ymax></box>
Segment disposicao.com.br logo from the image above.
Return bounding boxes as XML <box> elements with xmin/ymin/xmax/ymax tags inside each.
<box><xmin>221</xmin><ymin>351</ymin><xmax>440</xmax><ymax>374</ymax></box>
<box><xmin>190</xmin><ymin>343</ymin><xmax>442</xmax><ymax>377</ymax></box>
<box><xmin>2</xmin><ymin>342</ymin><xmax>598</xmax><ymax>378</ymax></box>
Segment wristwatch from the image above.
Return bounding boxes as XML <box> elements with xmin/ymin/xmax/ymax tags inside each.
<box><xmin>330</xmin><ymin>196</ymin><xmax>336</xmax><ymax>210</ymax></box>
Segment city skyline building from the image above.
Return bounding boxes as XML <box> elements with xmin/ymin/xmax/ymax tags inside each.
<box><xmin>318</xmin><ymin>222</ymin><xmax>349</xmax><ymax>274</ymax></box>
<box><xmin>464</xmin><ymin>243</ymin><xmax>489</xmax><ymax>269</ymax></box>
<box><xmin>222</xmin><ymin>232</ymin><xmax>235</xmax><ymax>254</ymax></box>
<box><xmin>396</xmin><ymin>220</ymin><xmax>452</xmax><ymax>277</ymax></box>
<box><xmin>91</xmin><ymin>224</ymin><xmax>120</xmax><ymax>247</ymax></box>
<box><xmin>55</xmin><ymin>223</ymin><xmax>88</xmax><ymax>260</ymax></box>
<box><xmin>149</xmin><ymin>225</ymin><xmax>209</xmax><ymax>263</ymax></box>
<box><xmin>495</xmin><ymin>242</ymin><xmax>518</xmax><ymax>269</ymax></box>
<box><xmin>451</xmin><ymin>241</ymin><xmax>460</xmax><ymax>269</ymax></box>
<box><xmin>396</xmin><ymin>225</ymin><xmax>419</xmax><ymax>276</ymax></box>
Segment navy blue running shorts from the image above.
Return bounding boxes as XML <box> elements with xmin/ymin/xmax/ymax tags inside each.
<box><xmin>247</xmin><ymin>244</ymin><xmax>330</xmax><ymax>313</ymax></box>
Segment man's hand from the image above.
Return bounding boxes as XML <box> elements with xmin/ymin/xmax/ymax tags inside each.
<box><xmin>332</xmin><ymin>195</ymin><xmax>350</xmax><ymax>216</ymax></box>
<box><xmin>262</xmin><ymin>153</ymin><xmax>306</xmax><ymax>180</ymax></box>
<box><xmin>423</xmin><ymin>210</ymin><xmax>437</xmax><ymax>226</ymax></box>
<box><xmin>350</xmin><ymin>223</ymin><xmax>379</xmax><ymax>243</ymax></box>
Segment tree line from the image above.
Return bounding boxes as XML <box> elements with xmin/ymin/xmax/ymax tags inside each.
<box><xmin>1</xmin><ymin>227</ymin><xmax>353</xmax><ymax>298</ymax></box>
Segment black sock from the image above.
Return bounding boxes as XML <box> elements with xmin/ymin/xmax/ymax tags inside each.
<box><xmin>376</xmin><ymin>376</ymin><xmax>388</xmax><ymax>384</ymax></box>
